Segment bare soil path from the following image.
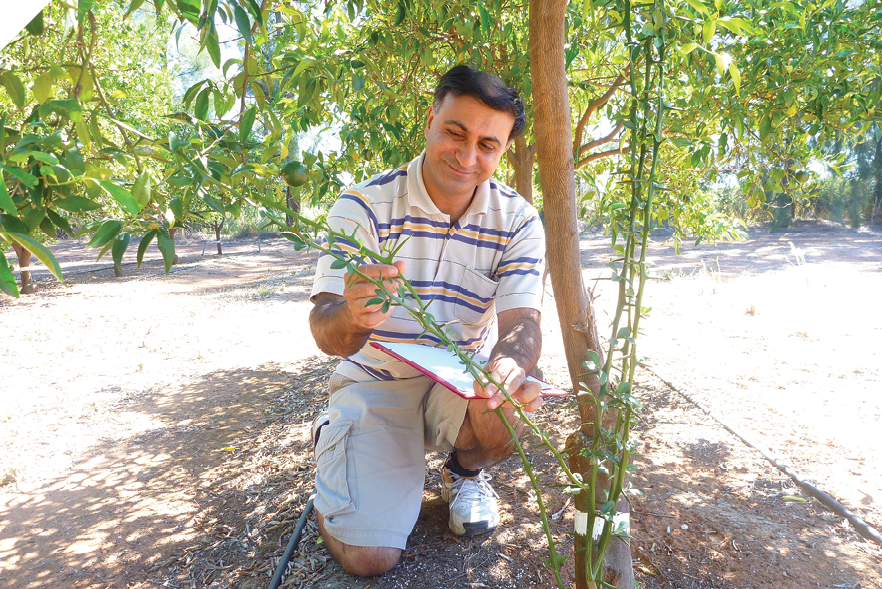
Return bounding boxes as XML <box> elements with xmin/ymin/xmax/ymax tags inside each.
<box><xmin>1</xmin><ymin>222</ymin><xmax>880</xmax><ymax>589</ymax></box>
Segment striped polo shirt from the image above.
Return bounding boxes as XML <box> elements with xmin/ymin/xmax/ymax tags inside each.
<box><xmin>311</xmin><ymin>151</ymin><xmax>546</xmax><ymax>382</ymax></box>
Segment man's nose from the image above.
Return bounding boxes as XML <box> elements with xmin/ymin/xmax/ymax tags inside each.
<box><xmin>455</xmin><ymin>142</ymin><xmax>477</xmax><ymax>168</ymax></box>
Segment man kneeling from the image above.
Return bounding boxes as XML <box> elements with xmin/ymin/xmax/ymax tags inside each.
<box><xmin>308</xmin><ymin>65</ymin><xmax>546</xmax><ymax>577</ymax></box>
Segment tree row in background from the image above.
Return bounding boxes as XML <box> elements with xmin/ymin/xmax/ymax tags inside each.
<box><xmin>2</xmin><ymin>0</ymin><xmax>879</xmax><ymax>297</ymax></box>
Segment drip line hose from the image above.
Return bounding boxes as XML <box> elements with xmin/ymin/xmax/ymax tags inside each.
<box><xmin>647</xmin><ymin>368</ymin><xmax>882</xmax><ymax>547</ymax></box>
<box><xmin>268</xmin><ymin>493</ymin><xmax>316</xmax><ymax>589</ymax></box>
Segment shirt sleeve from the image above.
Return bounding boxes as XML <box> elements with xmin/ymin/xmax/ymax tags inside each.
<box><xmin>493</xmin><ymin>208</ymin><xmax>546</xmax><ymax>314</ymax></box>
<box><xmin>310</xmin><ymin>190</ymin><xmax>381</xmax><ymax>301</ymax></box>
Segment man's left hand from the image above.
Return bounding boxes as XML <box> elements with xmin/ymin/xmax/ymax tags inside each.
<box><xmin>473</xmin><ymin>356</ymin><xmax>544</xmax><ymax>413</ymax></box>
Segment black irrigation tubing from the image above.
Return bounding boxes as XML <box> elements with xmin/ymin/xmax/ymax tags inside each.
<box><xmin>269</xmin><ymin>493</ymin><xmax>316</xmax><ymax>589</ymax></box>
<box><xmin>646</xmin><ymin>367</ymin><xmax>882</xmax><ymax>547</ymax></box>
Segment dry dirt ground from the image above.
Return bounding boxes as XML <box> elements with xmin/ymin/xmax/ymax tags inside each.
<box><xmin>1</xmin><ymin>221</ymin><xmax>880</xmax><ymax>589</ymax></box>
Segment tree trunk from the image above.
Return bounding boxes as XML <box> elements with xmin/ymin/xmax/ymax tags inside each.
<box><xmin>507</xmin><ymin>136</ymin><xmax>536</xmax><ymax>204</ymax></box>
<box><xmin>530</xmin><ymin>1</ymin><xmax>633</xmax><ymax>587</ymax></box>
<box><xmin>285</xmin><ymin>187</ymin><xmax>301</xmax><ymax>227</ymax></box>
<box><xmin>169</xmin><ymin>227</ymin><xmax>180</xmax><ymax>265</ymax></box>
<box><xmin>214</xmin><ymin>218</ymin><xmax>225</xmax><ymax>255</ymax></box>
<box><xmin>11</xmin><ymin>243</ymin><xmax>36</xmax><ymax>294</ymax></box>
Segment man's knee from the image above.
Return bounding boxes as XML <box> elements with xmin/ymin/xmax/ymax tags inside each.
<box><xmin>338</xmin><ymin>545</ymin><xmax>402</xmax><ymax>577</ymax></box>
<box><xmin>317</xmin><ymin>512</ymin><xmax>401</xmax><ymax>577</ymax></box>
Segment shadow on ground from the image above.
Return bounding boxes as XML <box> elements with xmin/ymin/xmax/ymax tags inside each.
<box><xmin>3</xmin><ymin>357</ymin><xmax>880</xmax><ymax>589</ymax></box>
<box><xmin>630</xmin><ymin>380</ymin><xmax>882</xmax><ymax>589</ymax></box>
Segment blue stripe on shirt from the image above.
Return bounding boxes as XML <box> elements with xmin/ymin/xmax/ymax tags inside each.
<box><xmin>366</xmin><ymin>168</ymin><xmax>407</xmax><ymax>187</ymax></box>
<box><xmin>339</xmin><ymin>193</ymin><xmax>380</xmax><ymax>236</ymax></box>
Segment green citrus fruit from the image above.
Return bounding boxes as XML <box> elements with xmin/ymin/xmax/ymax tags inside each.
<box><xmin>281</xmin><ymin>161</ymin><xmax>309</xmax><ymax>187</ymax></box>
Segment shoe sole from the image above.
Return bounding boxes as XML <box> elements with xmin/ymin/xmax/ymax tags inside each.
<box><xmin>450</xmin><ymin>519</ymin><xmax>499</xmax><ymax>536</ymax></box>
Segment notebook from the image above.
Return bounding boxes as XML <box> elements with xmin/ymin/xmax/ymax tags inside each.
<box><xmin>369</xmin><ymin>341</ymin><xmax>567</xmax><ymax>400</ymax></box>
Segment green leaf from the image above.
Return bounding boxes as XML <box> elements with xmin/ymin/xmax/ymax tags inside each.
<box><xmin>5</xmin><ymin>232</ymin><xmax>64</xmax><ymax>283</ymax></box>
<box><xmin>728</xmin><ymin>62</ymin><xmax>741</xmax><ymax>94</ymax></box>
<box><xmin>87</xmin><ymin>219</ymin><xmax>123</xmax><ymax>248</ymax></box>
<box><xmin>157</xmin><ymin>231</ymin><xmax>175</xmax><ymax>273</ymax></box>
<box><xmin>46</xmin><ymin>209</ymin><xmax>74</xmax><ymax>236</ymax></box>
<box><xmin>203</xmin><ymin>194</ymin><xmax>225</xmax><ymax>214</ymax></box>
<box><xmin>131</xmin><ymin>172</ymin><xmax>151</xmax><ymax>207</ymax></box>
<box><xmin>234</xmin><ymin>5</ymin><xmax>252</xmax><ymax>44</ymax></box>
<box><xmin>2</xmin><ymin>166</ymin><xmax>38</xmax><ymax>188</ymax></box>
<box><xmin>713</xmin><ymin>52</ymin><xmax>725</xmax><ymax>76</ymax></box>
<box><xmin>0</xmin><ymin>214</ymin><xmax>29</xmax><ymax>233</ymax></box>
<box><xmin>0</xmin><ymin>179</ymin><xmax>16</xmax><ymax>213</ymax></box>
<box><xmin>136</xmin><ymin>230</ymin><xmax>157</xmax><ymax>267</ymax></box>
<box><xmin>22</xmin><ymin>204</ymin><xmax>45</xmax><ymax>232</ymax></box>
<box><xmin>292</xmin><ymin>58</ymin><xmax>315</xmax><ymax>79</ymax></box>
<box><xmin>0</xmin><ymin>251</ymin><xmax>20</xmax><ymax>297</ymax></box>
<box><xmin>0</xmin><ymin>72</ymin><xmax>26</xmax><ymax>108</ymax></box>
<box><xmin>169</xmin><ymin>197</ymin><xmax>184</xmax><ymax>226</ymax></box>
<box><xmin>111</xmin><ymin>232</ymin><xmax>131</xmax><ymax>267</ymax></box>
<box><xmin>95</xmin><ymin>236</ymin><xmax>116</xmax><ymax>262</ymax></box>
<box><xmin>683</xmin><ymin>0</ymin><xmax>709</xmax><ymax>16</ymax></box>
<box><xmin>477</xmin><ymin>4</ymin><xmax>491</xmax><ymax>37</ymax></box>
<box><xmin>717</xmin><ymin>16</ymin><xmax>753</xmax><ymax>36</ymax></box>
<box><xmin>204</xmin><ymin>30</ymin><xmax>221</xmax><ymax>68</ymax></box>
<box><xmin>43</xmin><ymin>98</ymin><xmax>83</xmax><ymax>120</ymax></box>
<box><xmin>679</xmin><ymin>42</ymin><xmax>699</xmax><ymax>55</ymax></box>
<box><xmin>243</xmin><ymin>0</ymin><xmax>264</xmax><ymax>26</ymax></box>
<box><xmin>125</xmin><ymin>0</ymin><xmax>146</xmax><ymax>17</ymax></box>
<box><xmin>330</xmin><ymin>258</ymin><xmax>348</xmax><ymax>269</ymax></box>
<box><xmin>194</xmin><ymin>87</ymin><xmax>210</xmax><ymax>121</ymax></box>
<box><xmin>393</xmin><ymin>1</ymin><xmax>406</xmax><ymax>26</ymax></box>
<box><xmin>703</xmin><ymin>20</ymin><xmax>716</xmax><ymax>45</ymax></box>
<box><xmin>32</xmin><ymin>73</ymin><xmax>54</xmax><ymax>104</ymax></box>
<box><xmin>759</xmin><ymin>113</ymin><xmax>772</xmax><ymax>141</ymax></box>
<box><xmin>98</xmin><ymin>180</ymin><xmax>141</xmax><ymax>215</ymax></box>
<box><xmin>240</xmin><ymin>105</ymin><xmax>256</xmax><ymax>142</ymax></box>
<box><xmin>25</xmin><ymin>9</ymin><xmax>45</xmax><ymax>35</ymax></box>
<box><xmin>169</xmin><ymin>131</ymin><xmax>186</xmax><ymax>152</ymax></box>
<box><xmin>55</xmin><ymin>193</ymin><xmax>102</xmax><ymax>213</ymax></box>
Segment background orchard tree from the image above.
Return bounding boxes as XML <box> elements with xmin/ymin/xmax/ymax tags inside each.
<box><xmin>1</xmin><ymin>1</ymin><xmax>880</xmax><ymax>586</ymax></box>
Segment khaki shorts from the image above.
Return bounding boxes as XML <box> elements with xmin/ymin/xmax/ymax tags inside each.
<box><xmin>314</xmin><ymin>370</ymin><xmax>469</xmax><ymax>549</ymax></box>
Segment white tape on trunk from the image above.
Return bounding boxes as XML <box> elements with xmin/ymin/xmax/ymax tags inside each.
<box><xmin>574</xmin><ymin>510</ymin><xmax>589</xmax><ymax>536</ymax></box>
<box><xmin>574</xmin><ymin>511</ymin><xmax>631</xmax><ymax>540</ymax></box>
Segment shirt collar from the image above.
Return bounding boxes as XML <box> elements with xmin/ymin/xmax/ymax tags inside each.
<box><xmin>406</xmin><ymin>151</ymin><xmax>490</xmax><ymax>220</ymax></box>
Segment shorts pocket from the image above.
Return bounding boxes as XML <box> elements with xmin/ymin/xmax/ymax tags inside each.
<box><xmin>314</xmin><ymin>420</ymin><xmax>356</xmax><ymax>518</ymax></box>
<box><xmin>453</xmin><ymin>267</ymin><xmax>498</xmax><ymax>326</ymax></box>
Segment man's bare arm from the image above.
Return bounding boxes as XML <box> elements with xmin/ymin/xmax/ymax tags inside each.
<box><xmin>472</xmin><ymin>307</ymin><xmax>543</xmax><ymax>410</ymax></box>
<box><xmin>309</xmin><ymin>292</ymin><xmax>374</xmax><ymax>357</ymax></box>
<box><xmin>309</xmin><ymin>261</ymin><xmax>406</xmax><ymax>357</ymax></box>
<box><xmin>491</xmin><ymin>307</ymin><xmax>542</xmax><ymax>373</ymax></box>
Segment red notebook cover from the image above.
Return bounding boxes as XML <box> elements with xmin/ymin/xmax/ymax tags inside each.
<box><xmin>369</xmin><ymin>341</ymin><xmax>567</xmax><ymax>400</ymax></box>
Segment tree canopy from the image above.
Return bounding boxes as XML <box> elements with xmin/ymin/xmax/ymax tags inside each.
<box><xmin>1</xmin><ymin>0</ymin><xmax>879</xmax><ymax>291</ymax></box>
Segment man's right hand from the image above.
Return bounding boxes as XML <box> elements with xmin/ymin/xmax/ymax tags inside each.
<box><xmin>343</xmin><ymin>261</ymin><xmax>407</xmax><ymax>330</ymax></box>
<box><xmin>310</xmin><ymin>261</ymin><xmax>407</xmax><ymax>357</ymax></box>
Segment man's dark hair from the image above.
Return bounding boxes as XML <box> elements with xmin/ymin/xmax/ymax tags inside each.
<box><xmin>433</xmin><ymin>65</ymin><xmax>526</xmax><ymax>143</ymax></box>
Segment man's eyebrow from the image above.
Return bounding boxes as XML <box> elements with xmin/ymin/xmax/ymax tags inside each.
<box><xmin>444</xmin><ymin>119</ymin><xmax>503</xmax><ymax>146</ymax></box>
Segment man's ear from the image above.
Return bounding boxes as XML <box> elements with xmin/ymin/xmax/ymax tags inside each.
<box><xmin>424</xmin><ymin>105</ymin><xmax>436</xmax><ymax>138</ymax></box>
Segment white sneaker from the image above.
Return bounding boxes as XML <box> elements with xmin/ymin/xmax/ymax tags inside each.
<box><xmin>441</xmin><ymin>466</ymin><xmax>500</xmax><ymax>536</ymax></box>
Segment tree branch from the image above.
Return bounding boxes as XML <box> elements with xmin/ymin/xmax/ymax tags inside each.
<box><xmin>576</xmin><ymin>145</ymin><xmax>630</xmax><ymax>168</ymax></box>
<box><xmin>71</xmin><ymin>11</ymin><xmax>98</xmax><ymax>101</ymax></box>
<box><xmin>572</xmin><ymin>66</ymin><xmax>630</xmax><ymax>157</ymax></box>
<box><xmin>578</xmin><ymin>120</ymin><xmax>624</xmax><ymax>158</ymax></box>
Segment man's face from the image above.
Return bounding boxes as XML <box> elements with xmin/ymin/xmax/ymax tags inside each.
<box><xmin>422</xmin><ymin>93</ymin><xmax>515</xmax><ymax>206</ymax></box>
